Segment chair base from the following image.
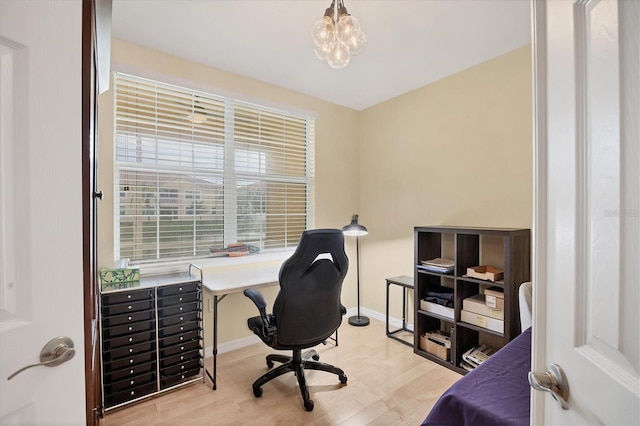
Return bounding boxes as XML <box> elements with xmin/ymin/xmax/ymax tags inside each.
<box><xmin>251</xmin><ymin>348</ymin><xmax>347</xmax><ymax>411</ymax></box>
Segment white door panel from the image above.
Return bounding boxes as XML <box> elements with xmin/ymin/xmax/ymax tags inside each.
<box><xmin>533</xmin><ymin>0</ymin><xmax>639</xmax><ymax>424</ymax></box>
<box><xmin>0</xmin><ymin>1</ymin><xmax>85</xmax><ymax>424</ymax></box>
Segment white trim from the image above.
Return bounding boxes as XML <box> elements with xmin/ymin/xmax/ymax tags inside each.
<box><xmin>204</xmin><ymin>307</ymin><xmax>414</xmax><ymax>356</ymax></box>
<box><xmin>531</xmin><ymin>0</ymin><xmax>548</xmax><ymax>424</ymax></box>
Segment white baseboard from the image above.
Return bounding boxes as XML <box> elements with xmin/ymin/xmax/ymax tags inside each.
<box><xmin>204</xmin><ymin>307</ymin><xmax>414</xmax><ymax>357</ymax></box>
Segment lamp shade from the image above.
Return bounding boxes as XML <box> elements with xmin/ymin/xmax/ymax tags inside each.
<box><xmin>342</xmin><ymin>214</ymin><xmax>368</xmax><ymax>236</ymax></box>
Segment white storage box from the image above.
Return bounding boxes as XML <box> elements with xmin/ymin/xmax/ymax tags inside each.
<box><xmin>461</xmin><ymin>309</ymin><xmax>504</xmax><ymax>333</ymax></box>
<box><xmin>420</xmin><ymin>300</ymin><xmax>454</xmax><ymax>320</ymax></box>
<box><xmin>462</xmin><ymin>294</ymin><xmax>504</xmax><ymax>320</ymax></box>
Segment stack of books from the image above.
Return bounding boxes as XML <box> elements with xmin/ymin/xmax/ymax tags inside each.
<box><xmin>418</xmin><ymin>258</ymin><xmax>455</xmax><ymax>274</ymax></box>
<box><xmin>460</xmin><ymin>344</ymin><xmax>496</xmax><ymax>372</ymax></box>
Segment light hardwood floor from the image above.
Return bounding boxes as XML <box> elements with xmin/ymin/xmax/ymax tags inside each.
<box><xmin>101</xmin><ymin>319</ymin><xmax>460</xmax><ymax>425</ymax></box>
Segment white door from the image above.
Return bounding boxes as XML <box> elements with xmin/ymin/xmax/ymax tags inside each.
<box><xmin>0</xmin><ymin>0</ymin><xmax>86</xmax><ymax>424</ymax></box>
<box><xmin>532</xmin><ymin>0</ymin><xmax>639</xmax><ymax>424</ymax></box>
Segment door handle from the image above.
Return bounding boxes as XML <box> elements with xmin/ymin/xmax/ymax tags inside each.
<box><xmin>528</xmin><ymin>363</ymin><xmax>569</xmax><ymax>410</ymax></box>
<box><xmin>7</xmin><ymin>336</ymin><xmax>76</xmax><ymax>380</ymax></box>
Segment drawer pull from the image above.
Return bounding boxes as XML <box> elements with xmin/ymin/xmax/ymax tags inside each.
<box><xmin>179</xmin><ymin>297</ymin><xmax>183</xmax><ymax>301</ymax></box>
<box><xmin>180</xmin><ymin>346</ymin><xmax>184</xmax><ymax>350</ymax></box>
<box><xmin>127</xmin><ymin>295</ymin><xmax>132</xmax><ymax>299</ymax></box>
<box><xmin>180</xmin><ymin>356</ymin><xmax>184</xmax><ymax>360</ymax></box>
<box><xmin>128</xmin><ymin>326</ymin><xmax>132</xmax><ymax>331</ymax></box>
<box><xmin>180</xmin><ymin>336</ymin><xmax>184</xmax><ymax>341</ymax></box>
<box><xmin>179</xmin><ymin>307</ymin><xmax>183</xmax><ymax>311</ymax></box>
<box><xmin>181</xmin><ymin>365</ymin><xmax>185</xmax><ymax>370</ymax></box>
<box><xmin>180</xmin><ymin>317</ymin><xmax>183</xmax><ymax>321</ymax></box>
<box><xmin>129</xmin><ymin>348</ymin><xmax>133</xmax><ymax>353</ymax></box>
<box><xmin>130</xmin><ymin>369</ymin><xmax>134</xmax><ymax>374</ymax></box>
<box><xmin>130</xmin><ymin>380</ymin><xmax>135</xmax><ymax>385</ymax></box>
<box><xmin>129</xmin><ymin>337</ymin><xmax>133</xmax><ymax>343</ymax></box>
<box><xmin>131</xmin><ymin>391</ymin><xmax>135</xmax><ymax>396</ymax></box>
<box><xmin>180</xmin><ymin>326</ymin><xmax>184</xmax><ymax>331</ymax></box>
<box><xmin>129</xmin><ymin>359</ymin><xmax>134</xmax><ymax>364</ymax></box>
<box><xmin>179</xmin><ymin>287</ymin><xmax>182</xmax><ymax>291</ymax></box>
<box><xmin>128</xmin><ymin>305</ymin><xmax>132</xmax><ymax>310</ymax></box>
<box><xmin>181</xmin><ymin>374</ymin><xmax>185</xmax><ymax>379</ymax></box>
<box><xmin>128</xmin><ymin>316</ymin><xmax>132</xmax><ymax>321</ymax></box>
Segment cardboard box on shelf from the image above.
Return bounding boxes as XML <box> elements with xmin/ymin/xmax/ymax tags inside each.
<box><xmin>462</xmin><ymin>294</ymin><xmax>504</xmax><ymax>320</ymax></box>
<box><xmin>420</xmin><ymin>330</ymin><xmax>451</xmax><ymax>361</ymax></box>
<box><xmin>484</xmin><ymin>286</ymin><xmax>505</xmax><ymax>310</ymax></box>
<box><xmin>466</xmin><ymin>265</ymin><xmax>504</xmax><ymax>282</ymax></box>
<box><xmin>461</xmin><ymin>309</ymin><xmax>504</xmax><ymax>333</ymax></box>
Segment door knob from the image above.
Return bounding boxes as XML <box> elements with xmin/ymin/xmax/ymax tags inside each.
<box><xmin>7</xmin><ymin>336</ymin><xmax>76</xmax><ymax>380</ymax></box>
<box><xmin>528</xmin><ymin>363</ymin><xmax>569</xmax><ymax>410</ymax></box>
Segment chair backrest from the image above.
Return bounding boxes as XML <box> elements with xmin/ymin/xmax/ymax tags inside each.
<box><xmin>519</xmin><ymin>281</ymin><xmax>533</xmax><ymax>331</ymax></box>
<box><xmin>273</xmin><ymin>229</ymin><xmax>348</xmax><ymax>347</ymax></box>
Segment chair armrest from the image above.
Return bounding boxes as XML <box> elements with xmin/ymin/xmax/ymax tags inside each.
<box><xmin>244</xmin><ymin>288</ymin><xmax>267</xmax><ymax>311</ymax></box>
<box><xmin>243</xmin><ymin>289</ymin><xmax>275</xmax><ymax>335</ymax></box>
<box><xmin>340</xmin><ymin>305</ymin><xmax>346</xmax><ymax>315</ymax></box>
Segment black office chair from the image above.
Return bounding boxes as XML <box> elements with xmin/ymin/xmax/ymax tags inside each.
<box><xmin>243</xmin><ymin>229</ymin><xmax>349</xmax><ymax>411</ymax></box>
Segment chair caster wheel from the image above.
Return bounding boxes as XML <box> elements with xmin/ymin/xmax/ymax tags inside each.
<box><xmin>304</xmin><ymin>399</ymin><xmax>314</xmax><ymax>411</ymax></box>
<box><xmin>312</xmin><ymin>354</ymin><xmax>320</xmax><ymax>361</ymax></box>
<box><xmin>266</xmin><ymin>360</ymin><xmax>274</xmax><ymax>368</ymax></box>
<box><xmin>339</xmin><ymin>374</ymin><xmax>348</xmax><ymax>384</ymax></box>
<box><xmin>253</xmin><ymin>386</ymin><xmax>263</xmax><ymax>398</ymax></box>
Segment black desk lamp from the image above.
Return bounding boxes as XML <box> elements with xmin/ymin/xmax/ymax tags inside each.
<box><xmin>342</xmin><ymin>214</ymin><xmax>369</xmax><ymax>326</ymax></box>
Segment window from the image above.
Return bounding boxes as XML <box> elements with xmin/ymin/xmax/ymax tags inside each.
<box><xmin>114</xmin><ymin>73</ymin><xmax>314</xmax><ymax>263</ymax></box>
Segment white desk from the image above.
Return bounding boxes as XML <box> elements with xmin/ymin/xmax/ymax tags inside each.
<box><xmin>200</xmin><ymin>264</ymin><xmax>280</xmax><ymax>389</ymax></box>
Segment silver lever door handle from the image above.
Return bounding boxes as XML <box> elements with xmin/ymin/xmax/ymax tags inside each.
<box><xmin>528</xmin><ymin>363</ymin><xmax>570</xmax><ymax>410</ymax></box>
<box><xmin>7</xmin><ymin>336</ymin><xmax>76</xmax><ymax>380</ymax></box>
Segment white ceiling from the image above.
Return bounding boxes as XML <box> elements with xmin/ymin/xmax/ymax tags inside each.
<box><xmin>112</xmin><ymin>0</ymin><xmax>531</xmax><ymax>111</ymax></box>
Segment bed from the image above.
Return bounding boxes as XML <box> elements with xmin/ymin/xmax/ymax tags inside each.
<box><xmin>422</xmin><ymin>327</ymin><xmax>532</xmax><ymax>426</ymax></box>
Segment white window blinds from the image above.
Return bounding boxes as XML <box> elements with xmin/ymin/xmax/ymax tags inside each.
<box><xmin>114</xmin><ymin>73</ymin><xmax>313</xmax><ymax>263</ymax></box>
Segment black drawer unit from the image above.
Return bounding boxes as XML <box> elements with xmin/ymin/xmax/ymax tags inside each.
<box><xmin>100</xmin><ymin>267</ymin><xmax>203</xmax><ymax>413</ymax></box>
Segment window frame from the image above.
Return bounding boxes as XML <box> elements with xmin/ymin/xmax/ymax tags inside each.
<box><xmin>112</xmin><ymin>72</ymin><xmax>315</xmax><ymax>268</ymax></box>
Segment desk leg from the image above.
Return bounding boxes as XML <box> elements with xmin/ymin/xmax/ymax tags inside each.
<box><xmin>204</xmin><ymin>294</ymin><xmax>220</xmax><ymax>390</ymax></box>
<box><xmin>212</xmin><ymin>294</ymin><xmax>218</xmax><ymax>390</ymax></box>
<box><xmin>385</xmin><ymin>281</ymin><xmax>390</xmax><ymax>336</ymax></box>
<box><xmin>401</xmin><ymin>287</ymin><xmax>407</xmax><ymax>330</ymax></box>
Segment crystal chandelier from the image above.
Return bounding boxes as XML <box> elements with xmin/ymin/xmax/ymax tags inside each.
<box><xmin>312</xmin><ymin>0</ymin><xmax>366</xmax><ymax>69</ymax></box>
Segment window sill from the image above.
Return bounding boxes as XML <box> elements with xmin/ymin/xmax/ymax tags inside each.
<box><xmin>135</xmin><ymin>248</ymin><xmax>295</xmax><ymax>277</ymax></box>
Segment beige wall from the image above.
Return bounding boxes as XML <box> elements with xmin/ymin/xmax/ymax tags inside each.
<box><xmin>98</xmin><ymin>39</ymin><xmax>360</xmax><ymax>347</ymax></box>
<box><xmin>358</xmin><ymin>45</ymin><xmax>533</xmax><ymax>319</ymax></box>
<box><xmin>98</xmin><ymin>41</ymin><xmax>532</xmax><ymax>348</ymax></box>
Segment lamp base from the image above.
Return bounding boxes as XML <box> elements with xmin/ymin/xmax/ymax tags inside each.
<box><xmin>348</xmin><ymin>315</ymin><xmax>370</xmax><ymax>327</ymax></box>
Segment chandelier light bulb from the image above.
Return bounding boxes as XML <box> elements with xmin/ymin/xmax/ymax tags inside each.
<box><xmin>312</xmin><ymin>0</ymin><xmax>365</xmax><ymax>69</ymax></box>
<box><xmin>314</xmin><ymin>36</ymin><xmax>336</xmax><ymax>60</ymax></box>
<box><xmin>312</xmin><ymin>16</ymin><xmax>336</xmax><ymax>48</ymax></box>
<box><xmin>343</xmin><ymin>30</ymin><xmax>366</xmax><ymax>56</ymax></box>
<box><xmin>327</xmin><ymin>41</ymin><xmax>351</xmax><ymax>69</ymax></box>
<box><xmin>336</xmin><ymin>14</ymin><xmax>361</xmax><ymax>42</ymax></box>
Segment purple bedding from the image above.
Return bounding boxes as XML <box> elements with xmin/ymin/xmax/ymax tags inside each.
<box><xmin>422</xmin><ymin>327</ymin><xmax>531</xmax><ymax>426</ymax></box>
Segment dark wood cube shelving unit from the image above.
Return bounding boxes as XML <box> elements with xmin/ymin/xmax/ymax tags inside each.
<box><xmin>414</xmin><ymin>226</ymin><xmax>530</xmax><ymax>374</ymax></box>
